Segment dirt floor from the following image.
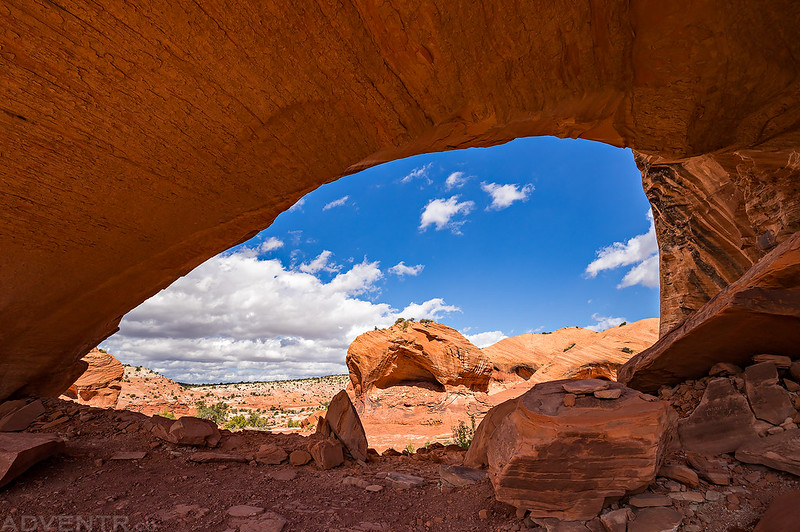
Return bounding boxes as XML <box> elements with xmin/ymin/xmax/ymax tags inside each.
<box><xmin>4</xmin><ymin>398</ymin><xmax>800</xmax><ymax>531</ymax></box>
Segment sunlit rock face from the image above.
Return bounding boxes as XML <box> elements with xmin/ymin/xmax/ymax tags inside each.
<box><xmin>347</xmin><ymin>321</ymin><xmax>492</xmax><ymax>395</ymax></box>
<box><xmin>1</xmin><ymin>1</ymin><xmax>799</xmax><ymax>400</ymax></box>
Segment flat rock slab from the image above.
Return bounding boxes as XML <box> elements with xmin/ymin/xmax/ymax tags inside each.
<box><xmin>685</xmin><ymin>452</ymin><xmax>730</xmax><ymax>486</ymax></box>
<box><xmin>678</xmin><ymin>378</ymin><xmax>759</xmax><ymax>455</ymax></box>
<box><xmin>593</xmin><ymin>389</ymin><xmax>622</xmax><ymax>400</ymax></box>
<box><xmin>0</xmin><ymin>433</ymin><xmax>64</xmax><ymax>488</ymax></box>
<box><xmin>628</xmin><ymin>493</ymin><xmax>672</xmax><ymax>508</ymax></box>
<box><xmin>658</xmin><ymin>464</ymin><xmax>699</xmax><ymax>488</ymax></box>
<box><xmin>0</xmin><ymin>400</ymin><xmax>45</xmax><ymax>432</ymax></box>
<box><xmin>736</xmin><ymin>429</ymin><xmax>800</xmax><ymax>476</ymax></box>
<box><xmin>754</xmin><ymin>490</ymin><xmax>800</xmax><ymax>532</ymax></box>
<box><xmin>188</xmin><ymin>452</ymin><xmax>247</xmax><ymax>463</ymax></box>
<box><xmin>628</xmin><ymin>507</ymin><xmax>682</xmax><ymax>532</ymax></box>
<box><xmin>386</xmin><ymin>471</ymin><xmax>425</xmax><ymax>489</ymax></box>
<box><xmin>110</xmin><ymin>451</ymin><xmax>147</xmax><ymax>460</ymax></box>
<box><xmin>562</xmin><ymin>379</ymin><xmax>609</xmax><ymax>394</ymax></box>
<box><xmin>268</xmin><ymin>469</ymin><xmax>297</xmax><ymax>481</ymax></box>
<box><xmin>753</xmin><ymin>354</ymin><xmax>792</xmax><ymax>368</ymax></box>
<box><xmin>227</xmin><ymin>505</ymin><xmax>264</xmax><ymax>518</ymax></box>
<box><xmin>237</xmin><ymin>513</ymin><xmax>287</xmax><ymax>532</ymax></box>
<box><xmin>439</xmin><ymin>464</ymin><xmax>488</xmax><ymax>487</ymax></box>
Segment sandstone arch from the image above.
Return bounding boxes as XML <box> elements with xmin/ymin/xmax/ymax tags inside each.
<box><xmin>2</xmin><ymin>1</ymin><xmax>799</xmax><ymax>401</ymax></box>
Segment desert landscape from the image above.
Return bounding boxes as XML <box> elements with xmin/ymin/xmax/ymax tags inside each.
<box><xmin>2</xmin><ymin>2</ymin><xmax>800</xmax><ymax>531</ymax></box>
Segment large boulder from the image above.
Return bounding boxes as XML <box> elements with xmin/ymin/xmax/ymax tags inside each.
<box><xmin>0</xmin><ymin>433</ymin><xmax>64</xmax><ymax>488</ymax></box>
<box><xmin>466</xmin><ymin>380</ymin><xmax>676</xmax><ymax>521</ymax></box>
<box><xmin>346</xmin><ymin>321</ymin><xmax>492</xmax><ymax>395</ymax></box>
<box><xmin>735</xmin><ymin>429</ymin><xmax>800</xmax><ymax>476</ymax></box>
<box><xmin>61</xmin><ymin>348</ymin><xmax>124</xmax><ymax>408</ymax></box>
<box><xmin>152</xmin><ymin>416</ymin><xmax>221</xmax><ymax>447</ymax></box>
<box><xmin>620</xmin><ymin>232</ymin><xmax>800</xmax><ymax>392</ymax></box>
<box><xmin>677</xmin><ymin>378</ymin><xmax>759</xmax><ymax>455</ymax></box>
<box><xmin>317</xmin><ymin>390</ymin><xmax>368</xmax><ymax>462</ymax></box>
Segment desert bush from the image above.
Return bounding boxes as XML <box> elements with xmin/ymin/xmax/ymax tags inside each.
<box><xmin>195</xmin><ymin>400</ymin><xmax>229</xmax><ymax>425</ymax></box>
<box><xmin>157</xmin><ymin>408</ymin><xmax>176</xmax><ymax>420</ymax></box>
<box><xmin>224</xmin><ymin>414</ymin><xmax>247</xmax><ymax>430</ymax></box>
<box><xmin>621</xmin><ymin>347</ymin><xmax>634</xmax><ymax>354</ymax></box>
<box><xmin>452</xmin><ymin>415</ymin><xmax>476</xmax><ymax>449</ymax></box>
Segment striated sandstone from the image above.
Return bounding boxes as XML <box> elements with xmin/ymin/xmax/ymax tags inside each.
<box><xmin>347</xmin><ymin>321</ymin><xmax>491</xmax><ymax>395</ymax></box>
<box><xmin>467</xmin><ymin>380</ymin><xmax>676</xmax><ymax>520</ymax></box>
<box><xmin>61</xmin><ymin>349</ymin><xmax>124</xmax><ymax>408</ymax></box>
<box><xmin>483</xmin><ymin>319</ymin><xmax>658</xmax><ymax>384</ymax></box>
<box><xmin>620</xmin><ymin>232</ymin><xmax>800</xmax><ymax>392</ymax></box>
<box><xmin>2</xmin><ymin>2</ymin><xmax>800</xmax><ymax>401</ymax></box>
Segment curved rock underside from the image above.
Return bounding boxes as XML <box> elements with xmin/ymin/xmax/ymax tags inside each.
<box><xmin>1</xmin><ymin>1</ymin><xmax>800</xmax><ymax>400</ymax></box>
<box><xmin>347</xmin><ymin>321</ymin><xmax>492</xmax><ymax>396</ymax></box>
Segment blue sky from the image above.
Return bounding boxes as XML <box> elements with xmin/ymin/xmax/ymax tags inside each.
<box><xmin>102</xmin><ymin>137</ymin><xmax>660</xmax><ymax>383</ymax></box>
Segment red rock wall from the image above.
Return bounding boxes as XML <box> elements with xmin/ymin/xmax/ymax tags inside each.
<box><xmin>1</xmin><ymin>1</ymin><xmax>799</xmax><ymax>400</ymax></box>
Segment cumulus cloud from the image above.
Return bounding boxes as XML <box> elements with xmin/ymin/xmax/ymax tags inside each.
<box><xmin>258</xmin><ymin>237</ymin><xmax>284</xmax><ymax>253</ymax></box>
<box><xmin>445</xmin><ymin>171</ymin><xmax>469</xmax><ymax>190</ymax></box>
<box><xmin>388</xmin><ymin>262</ymin><xmax>424</xmax><ymax>277</ymax></box>
<box><xmin>323</xmin><ymin>195</ymin><xmax>350</xmax><ymax>211</ymax></box>
<box><xmin>100</xmin><ymin>251</ymin><xmax>460</xmax><ymax>383</ymax></box>
<box><xmin>464</xmin><ymin>330</ymin><xmax>507</xmax><ymax>348</ymax></box>
<box><xmin>585</xmin><ymin>211</ymin><xmax>660</xmax><ymax>289</ymax></box>
<box><xmin>481</xmin><ymin>182</ymin><xmax>534</xmax><ymax>210</ymax></box>
<box><xmin>298</xmin><ymin>250</ymin><xmax>337</xmax><ymax>274</ymax></box>
<box><xmin>585</xmin><ymin>314</ymin><xmax>627</xmax><ymax>332</ymax></box>
<box><xmin>288</xmin><ymin>197</ymin><xmax>306</xmax><ymax>212</ymax></box>
<box><xmin>401</xmin><ymin>163</ymin><xmax>433</xmax><ymax>184</ymax></box>
<box><xmin>419</xmin><ymin>196</ymin><xmax>475</xmax><ymax>233</ymax></box>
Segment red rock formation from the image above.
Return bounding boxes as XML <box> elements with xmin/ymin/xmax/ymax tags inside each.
<box><xmin>347</xmin><ymin>321</ymin><xmax>492</xmax><ymax>395</ymax></box>
<box><xmin>619</xmin><ymin>232</ymin><xmax>800</xmax><ymax>392</ymax></box>
<box><xmin>483</xmin><ymin>319</ymin><xmax>658</xmax><ymax>384</ymax></box>
<box><xmin>1</xmin><ymin>2</ymin><xmax>799</xmax><ymax>400</ymax></box>
<box><xmin>62</xmin><ymin>349</ymin><xmax>124</xmax><ymax>408</ymax></box>
<box><xmin>465</xmin><ymin>380</ymin><xmax>676</xmax><ymax>520</ymax></box>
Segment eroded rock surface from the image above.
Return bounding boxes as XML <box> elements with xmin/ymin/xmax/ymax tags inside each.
<box><xmin>61</xmin><ymin>348</ymin><xmax>124</xmax><ymax>408</ymax></box>
<box><xmin>317</xmin><ymin>390</ymin><xmax>368</xmax><ymax>462</ymax></box>
<box><xmin>0</xmin><ymin>433</ymin><xmax>64</xmax><ymax>488</ymax></box>
<box><xmin>347</xmin><ymin>321</ymin><xmax>491</xmax><ymax>395</ymax></box>
<box><xmin>467</xmin><ymin>380</ymin><xmax>676</xmax><ymax>520</ymax></box>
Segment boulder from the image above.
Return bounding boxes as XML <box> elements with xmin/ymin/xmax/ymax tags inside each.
<box><xmin>744</xmin><ymin>362</ymin><xmax>796</xmax><ymax>425</ymax></box>
<box><xmin>467</xmin><ymin>380</ymin><xmax>676</xmax><ymax>520</ymax></box>
<box><xmin>735</xmin><ymin>429</ymin><xmax>800</xmax><ymax>476</ymax></box>
<box><xmin>346</xmin><ymin>321</ymin><xmax>492</xmax><ymax>395</ymax></box>
<box><xmin>256</xmin><ymin>444</ymin><xmax>287</xmax><ymax>465</ymax></box>
<box><xmin>600</xmin><ymin>508</ymin><xmax>634</xmax><ymax>532</ymax></box>
<box><xmin>61</xmin><ymin>348</ymin><xmax>124</xmax><ymax>408</ymax></box>
<box><xmin>620</xmin><ymin>232</ymin><xmax>800</xmax><ymax>392</ymax></box>
<box><xmin>0</xmin><ymin>433</ymin><xmax>65</xmax><ymax>488</ymax></box>
<box><xmin>753</xmin><ymin>354</ymin><xmax>792</xmax><ymax>368</ymax></box>
<box><xmin>321</xmin><ymin>390</ymin><xmax>368</xmax><ymax>462</ymax></box>
<box><xmin>289</xmin><ymin>450</ymin><xmax>312</xmax><ymax>466</ymax></box>
<box><xmin>754</xmin><ymin>490</ymin><xmax>800</xmax><ymax>532</ymax></box>
<box><xmin>155</xmin><ymin>416</ymin><xmax>221</xmax><ymax>447</ymax></box>
<box><xmin>0</xmin><ymin>399</ymin><xmax>45</xmax><ymax>432</ymax></box>
<box><xmin>677</xmin><ymin>378</ymin><xmax>759</xmax><ymax>455</ymax></box>
<box><xmin>310</xmin><ymin>437</ymin><xmax>344</xmax><ymax>470</ymax></box>
<box><xmin>658</xmin><ymin>464</ymin><xmax>698</xmax><ymax>489</ymax></box>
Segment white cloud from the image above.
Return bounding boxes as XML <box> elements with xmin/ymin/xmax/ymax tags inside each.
<box><xmin>388</xmin><ymin>262</ymin><xmax>424</xmax><ymax>277</ymax></box>
<box><xmin>298</xmin><ymin>250</ymin><xmax>337</xmax><ymax>274</ymax></box>
<box><xmin>401</xmin><ymin>163</ymin><xmax>433</xmax><ymax>184</ymax></box>
<box><xmin>323</xmin><ymin>195</ymin><xmax>350</xmax><ymax>211</ymax></box>
<box><xmin>398</xmin><ymin>298</ymin><xmax>461</xmax><ymax>320</ymax></box>
<box><xmin>419</xmin><ymin>196</ymin><xmax>475</xmax><ymax>233</ymax></box>
<box><xmin>100</xmin><ymin>251</ymin><xmax>460</xmax><ymax>383</ymax></box>
<box><xmin>481</xmin><ymin>182</ymin><xmax>534</xmax><ymax>210</ymax></box>
<box><xmin>464</xmin><ymin>330</ymin><xmax>507</xmax><ymax>348</ymax></box>
<box><xmin>585</xmin><ymin>211</ymin><xmax>659</xmax><ymax>289</ymax></box>
<box><xmin>585</xmin><ymin>314</ymin><xmax>627</xmax><ymax>332</ymax></box>
<box><xmin>618</xmin><ymin>254</ymin><xmax>659</xmax><ymax>288</ymax></box>
<box><xmin>258</xmin><ymin>237</ymin><xmax>284</xmax><ymax>253</ymax></box>
<box><xmin>445</xmin><ymin>171</ymin><xmax>469</xmax><ymax>190</ymax></box>
<box><xmin>288</xmin><ymin>197</ymin><xmax>306</xmax><ymax>212</ymax></box>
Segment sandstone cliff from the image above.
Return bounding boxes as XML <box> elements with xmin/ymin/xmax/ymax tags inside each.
<box><xmin>347</xmin><ymin>320</ymin><xmax>492</xmax><ymax>396</ymax></box>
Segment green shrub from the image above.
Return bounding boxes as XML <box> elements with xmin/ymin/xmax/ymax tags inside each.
<box><xmin>157</xmin><ymin>408</ymin><xmax>176</xmax><ymax>420</ymax></box>
<box><xmin>224</xmin><ymin>414</ymin><xmax>247</xmax><ymax>430</ymax></box>
<box><xmin>563</xmin><ymin>343</ymin><xmax>576</xmax><ymax>352</ymax></box>
<box><xmin>194</xmin><ymin>400</ymin><xmax>229</xmax><ymax>425</ymax></box>
<box><xmin>452</xmin><ymin>415</ymin><xmax>476</xmax><ymax>449</ymax></box>
<box><xmin>618</xmin><ymin>321</ymin><xmax>627</xmax><ymax>327</ymax></box>
<box><xmin>287</xmin><ymin>419</ymin><xmax>300</xmax><ymax>428</ymax></box>
<box><xmin>621</xmin><ymin>347</ymin><xmax>634</xmax><ymax>354</ymax></box>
